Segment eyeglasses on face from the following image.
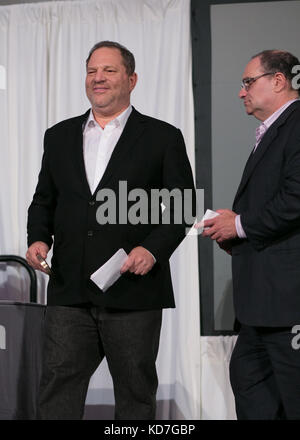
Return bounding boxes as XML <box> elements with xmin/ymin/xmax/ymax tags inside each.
<box><xmin>241</xmin><ymin>72</ymin><xmax>274</xmax><ymax>91</ymax></box>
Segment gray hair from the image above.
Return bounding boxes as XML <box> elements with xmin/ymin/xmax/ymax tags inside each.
<box><xmin>86</xmin><ymin>41</ymin><xmax>135</xmax><ymax>76</ymax></box>
<box><xmin>252</xmin><ymin>49</ymin><xmax>300</xmax><ymax>95</ymax></box>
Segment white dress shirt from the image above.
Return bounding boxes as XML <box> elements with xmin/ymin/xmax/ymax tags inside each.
<box><xmin>82</xmin><ymin>105</ymin><xmax>156</xmax><ymax>263</ymax></box>
<box><xmin>236</xmin><ymin>98</ymin><xmax>300</xmax><ymax>238</ymax></box>
<box><xmin>83</xmin><ymin>105</ymin><xmax>132</xmax><ymax>194</ymax></box>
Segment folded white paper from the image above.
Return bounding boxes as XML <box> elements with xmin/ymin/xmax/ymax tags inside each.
<box><xmin>90</xmin><ymin>248</ymin><xmax>128</xmax><ymax>293</ymax></box>
<box><xmin>195</xmin><ymin>209</ymin><xmax>220</xmax><ymax>229</ymax></box>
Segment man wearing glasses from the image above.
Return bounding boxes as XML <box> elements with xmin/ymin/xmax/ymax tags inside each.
<box><xmin>202</xmin><ymin>50</ymin><xmax>300</xmax><ymax>419</ymax></box>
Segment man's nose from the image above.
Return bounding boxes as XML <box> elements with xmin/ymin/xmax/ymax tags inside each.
<box><xmin>94</xmin><ymin>70</ymin><xmax>106</xmax><ymax>82</ymax></box>
<box><xmin>239</xmin><ymin>87</ymin><xmax>247</xmax><ymax>99</ymax></box>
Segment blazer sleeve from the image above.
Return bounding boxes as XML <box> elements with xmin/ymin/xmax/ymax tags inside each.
<box><xmin>140</xmin><ymin>128</ymin><xmax>196</xmax><ymax>262</ymax></box>
<box><xmin>27</xmin><ymin>129</ymin><xmax>57</xmax><ymax>248</ymax></box>
<box><xmin>241</xmin><ymin>130</ymin><xmax>300</xmax><ymax>251</ymax></box>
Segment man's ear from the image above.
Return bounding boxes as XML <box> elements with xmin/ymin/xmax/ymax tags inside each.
<box><xmin>273</xmin><ymin>72</ymin><xmax>287</xmax><ymax>93</ymax></box>
<box><xmin>129</xmin><ymin>72</ymin><xmax>138</xmax><ymax>92</ymax></box>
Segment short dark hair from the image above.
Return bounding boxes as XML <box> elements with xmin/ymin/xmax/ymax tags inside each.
<box><xmin>86</xmin><ymin>41</ymin><xmax>135</xmax><ymax>76</ymax></box>
<box><xmin>252</xmin><ymin>49</ymin><xmax>300</xmax><ymax>95</ymax></box>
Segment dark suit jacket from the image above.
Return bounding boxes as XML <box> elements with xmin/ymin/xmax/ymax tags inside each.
<box><xmin>232</xmin><ymin>100</ymin><xmax>300</xmax><ymax>326</ymax></box>
<box><xmin>27</xmin><ymin>107</ymin><xmax>195</xmax><ymax>309</ymax></box>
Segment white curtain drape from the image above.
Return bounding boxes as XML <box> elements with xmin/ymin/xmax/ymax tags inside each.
<box><xmin>200</xmin><ymin>336</ymin><xmax>237</xmax><ymax>420</ymax></box>
<box><xmin>0</xmin><ymin>0</ymin><xmax>200</xmax><ymax>419</ymax></box>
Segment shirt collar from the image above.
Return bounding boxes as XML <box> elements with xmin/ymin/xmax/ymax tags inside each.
<box><xmin>263</xmin><ymin>98</ymin><xmax>300</xmax><ymax>129</ymax></box>
<box><xmin>83</xmin><ymin>105</ymin><xmax>132</xmax><ymax>133</ymax></box>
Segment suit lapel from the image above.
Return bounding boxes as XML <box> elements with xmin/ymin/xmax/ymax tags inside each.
<box><xmin>234</xmin><ymin>101</ymin><xmax>300</xmax><ymax>206</ymax></box>
<box><xmin>71</xmin><ymin>108</ymin><xmax>148</xmax><ymax>198</ymax></box>
<box><xmin>71</xmin><ymin>110</ymin><xmax>92</xmax><ymax>197</ymax></box>
<box><xmin>92</xmin><ymin>107</ymin><xmax>147</xmax><ymax>193</ymax></box>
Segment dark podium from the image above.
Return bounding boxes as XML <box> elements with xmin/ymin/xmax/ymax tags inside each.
<box><xmin>0</xmin><ymin>256</ymin><xmax>45</xmax><ymax>420</ymax></box>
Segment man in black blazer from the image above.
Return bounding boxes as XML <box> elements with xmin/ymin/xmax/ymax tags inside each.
<box><xmin>26</xmin><ymin>41</ymin><xmax>195</xmax><ymax>419</ymax></box>
<box><xmin>202</xmin><ymin>50</ymin><xmax>300</xmax><ymax>419</ymax></box>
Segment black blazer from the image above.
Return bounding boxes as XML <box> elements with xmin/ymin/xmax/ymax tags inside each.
<box><xmin>232</xmin><ymin>100</ymin><xmax>300</xmax><ymax>326</ymax></box>
<box><xmin>27</xmin><ymin>108</ymin><xmax>195</xmax><ymax>309</ymax></box>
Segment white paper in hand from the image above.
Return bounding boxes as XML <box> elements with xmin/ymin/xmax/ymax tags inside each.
<box><xmin>195</xmin><ymin>209</ymin><xmax>220</xmax><ymax>230</ymax></box>
<box><xmin>90</xmin><ymin>248</ymin><xmax>128</xmax><ymax>293</ymax></box>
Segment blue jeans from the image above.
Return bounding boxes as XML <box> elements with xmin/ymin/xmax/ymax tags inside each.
<box><xmin>37</xmin><ymin>305</ymin><xmax>162</xmax><ymax>420</ymax></box>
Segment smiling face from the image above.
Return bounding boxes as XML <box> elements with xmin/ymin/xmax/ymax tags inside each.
<box><xmin>85</xmin><ymin>47</ymin><xmax>137</xmax><ymax>118</ymax></box>
<box><xmin>239</xmin><ymin>56</ymin><xmax>275</xmax><ymax>121</ymax></box>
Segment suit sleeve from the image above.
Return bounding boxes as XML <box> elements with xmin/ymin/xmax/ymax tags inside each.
<box><xmin>241</xmin><ymin>131</ymin><xmax>300</xmax><ymax>251</ymax></box>
<box><xmin>27</xmin><ymin>129</ymin><xmax>57</xmax><ymax>248</ymax></box>
<box><xmin>140</xmin><ymin>128</ymin><xmax>196</xmax><ymax>262</ymax></box>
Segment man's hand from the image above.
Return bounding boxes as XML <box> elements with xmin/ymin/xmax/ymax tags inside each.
<box><xmin>26</xmin><ymin>241</ymin><xmax>50</xmax><ymax>273</ymax></box>
<box><xmin>202</xmin><ymin>209</ymin><xmax>238</xmax><ymax>242</ymax></box>
<box><xmin>120</xmin><ymin>246</ymin><xmax>155</xmax><ymax>276</ymax></box>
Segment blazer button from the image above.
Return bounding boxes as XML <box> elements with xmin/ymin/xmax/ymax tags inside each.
<box><xmin>87</xmin><ymin>230</ymin><xmax>93</xmax><ymax>237</ymax></box>
<box><xmin>89</xmin><ymin>201</ymin><xmax>95</xmax><ymax>206</ymax></box>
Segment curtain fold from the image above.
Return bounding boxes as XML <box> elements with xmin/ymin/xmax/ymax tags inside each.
<box><xmin>200</xmin><ymin>336</ymin><xmax>237</xmax><ymax>420</ymax></box>
<box><xmin>0</xmin><ymin>0</ymin><xmax>200</xmax><ymax>419</ymax></box>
